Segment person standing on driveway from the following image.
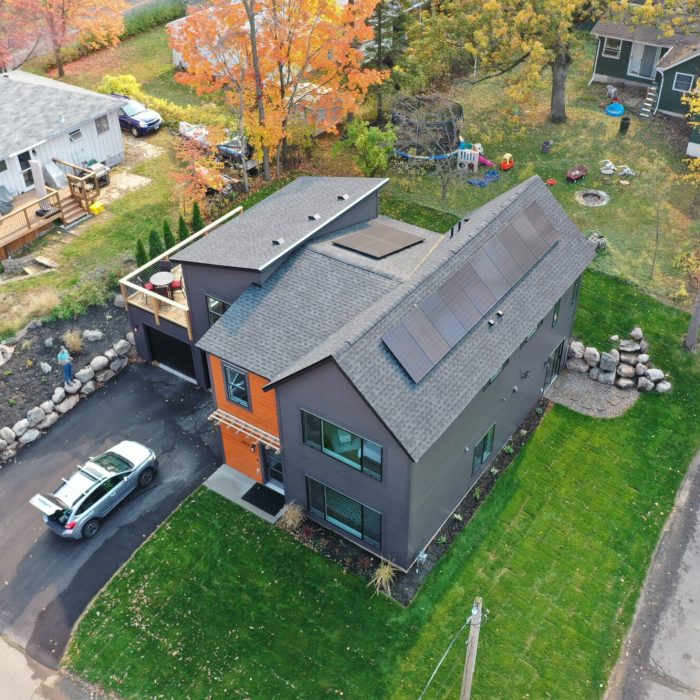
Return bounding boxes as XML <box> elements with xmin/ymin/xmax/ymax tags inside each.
<box><xmin>57</xmin><ymin>346</ymin><xmax>74</xmax><ymax>384</ymax></box>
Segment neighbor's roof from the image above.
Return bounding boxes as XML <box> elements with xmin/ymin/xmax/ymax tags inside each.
<box><xmin>592</xmin><ymin>19</ymin><xmax>699</xmax><ymax>47</ymax></box>
<box><xmin>0</xmin><ymin>71</ymin><xmax>125</xmax><ymax>159</ymax></box>
<box><xmin>197</xmin><ymin>216</ymin><xmax>442</xmax><ymax>379</ymax></box>
<box><xmin>270</xmin><ymin>176</ymin><xmax>596</xmax><ymax>462</ymax></box>
<box><xmin>172</xmin><ymin>176</ymin><xmax>388</xmax><ymax>271</ymax></box>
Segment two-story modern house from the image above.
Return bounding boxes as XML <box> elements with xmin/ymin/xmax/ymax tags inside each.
<box><xmin>590</xmin><ymin>20</ymin><xmax>700</xmax><ymax>156</ymax></box>
<box><xmin>120</xmin><ymin>175</ymin><xmax>595</xmax><ymax>569</ymax></box>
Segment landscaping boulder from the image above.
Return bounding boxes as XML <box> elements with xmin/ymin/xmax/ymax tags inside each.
<box><xmin>12</xmin><ymin>419</ymin><xmax>29</xmax><ymax>437</ymax></box>
<box><xmin>18</xmin><ymin>429</ymin><xmax>40</xmax><ymax>445</ymax></box>
<box><xmin>584</xmin><ymin>347</ymin><xmax>600</xmax><ymax>367</ymax></box>
<box><xmin>83</xmin><ymin>329</ymin><xmax>103</xmax><ymax>342</ymax></box>
<box><xmin>52</xmin><ymin>387</ymin><xmax>65</xmax><ymax>404</ymax></box>
<box><xmin>0</xmin><ymin>344</ymin><xmax>14</xmax><ymax>367</ymax></box>
<box><xmin>610</xmin><ymin>349</ymin><xmax>620</xmax><ymax>363</ymax></box>
<box><xmin>566</xmin><ymin>358</ymin><xmax>589</xmax><ymax>373</ymax></box>
<box><xmin>630</xmin><ymin>327</ymin><xmax>643</xmax><ymax>341</ymax></box>
<box><xmin>113</xmin><ymin>294</ymin><xmax>125</xmax><ymax>309</ymax></box>
<box><xmin>635</xmin><ymin>363</ymin><xmax>648</xmax><ymax>376</ymax></box>
<box><xmin>126</xmin><ymin>331</ymin><xmax>135</xmax><ymax>345</ymax></box>
<box><xmin>37</xmin><ymin>412</ymin><xmax>59</xmax><ymax>430</ymax></box>
<box><xmin>55</xmin><ymin>395</ymin><xmax>80</xmax><ymax>414</ymax></box>
<box><xmin>40</xmin><ymin>400</ymin><xmax>54</xmax><ymax>414</ymax></box>
<box><xmin>110</xmin><ymin>356</ymin><xmax>128</xmax><ymax>373</ymax></box>
<box><xmin>589</xmin><ymin>367</ymin><xmax>600</xmax><ymax>381</ymax></box>
<box><xmin>44</xmin><ymin>337</ymin><xmax>54</xmax><ymax>348</ymax></box>
<box><xmin>615</xmin><ymin>377</ymin><xmax>636</xmax><ymax>390</ymax></box>
<box><xmin>0</xmin><ymin>438</ymin><xmax>6</xmax><ymax>451</ymax></box>
<box><xmin>40</xmin><ymin>362</ymin><xmax>52</xmax><ymax>375</ymax></box>
<box><xmin>0</xmin><ymin>427</ymin><xmax>15</xmax><ymax>443</ymax></box>
<box><xmin>637</xmin><ymin>377</ymin><xmax>655</xmax><ymax>392</ymax></box>
<box><xmin>616</xmin><ymin>364</ymin><xmax>636</xmax><ymax>378</ymax></box>
<box><xmin>90</xmin><ymin>355</ymin><xmax>109</xmax><ymax>371</ymax></box>
<box><xmin>619</xmin><ymin>339</ymin><xmax>641</xmax><ymax>352</ymax></box>
<box><xmin>656</xmin><ymin>381</ymin><xmax>672</xmax><ymax>394</ymax></box>
<box><xmin>599</xmin><ymin>352</ymin><xmax>618</xmax><ymax>373</ymax></box>
<box><xmin>1</xmin><ymin>446</ymin><xmax>17</xmax><ymax>461</ymax></box>
<box><xmin>80</xmin><ymin>380</ymin><xmax>96</xmax><ymax>395</ymax></box>
<box><xmin>638</xmin><ymin>353</ymin><xmax>650</xmax><ymax>364</ymax></box>
<box><xmin>75</xmin><ymin>367</ymin><xmax>94</xmax><ymax>384</ymax></box>
<box><xmin>645</xmin><ymin>368</ymin><xmax>665</xmax><ymax>383</ymax></box>
<box><xmin>640</xmin><ymin>339</ymin><xmax>649</xmax><ymax>353</ymax></box>
<box><xmin>619</xmin><ymin>352</ymin><xmax>638</xmax><ymax>365</ymax></box>
<box><xmin>610</xmin><ymin>334</ymin><xmax>620</xmax><ymax>343</ymax></box>
<box><xmin>64</xmin><ymin>380</ymin><xmax>81</xmax><ymax>395</ymax></box>
<box><xmin>95</xmin><ymin>369</ymin><xmax>115</xmax><ymax>383</ymax></box>
<box><xmin>598</xmin><ymin>371</ymin><xmax>615</xmax><ymax>385</ymax></box>
<box><xmin>26</xmin><ymin>406</ymin><xmax>46</xmax><ymax>428</ymax></box>
<box><xmin>568</xmin><ymin>341</ymin><xmax>584</xmax><ymax>359</ymax></box>
<box><xmin>113</xmin><ymin>339</ymin><xmax>131</xmax><ymax>356</ymax></box>
<box><xmin>104</xmin><ymin>348</ymin><xmax>117</xmax><ymax>362</ymax></box>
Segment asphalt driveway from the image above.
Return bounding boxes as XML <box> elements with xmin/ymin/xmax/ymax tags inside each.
<box><xmin>0</xmin><ymin>365</ymin><xmax>220</xmax><ymax>670</ymax></box>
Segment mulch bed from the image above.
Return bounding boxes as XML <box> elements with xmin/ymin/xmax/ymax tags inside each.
<box><xmin>285</xmin><ymin>398</ymin><xmax>551</xmax><ymax>606</ymax></box>
<box><xmin>0</xmin><ymin>305</ymin><xmax>130</xmax><ymax>429</ymax></box>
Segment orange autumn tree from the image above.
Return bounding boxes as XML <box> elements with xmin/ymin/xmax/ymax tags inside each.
<box><xmin>0</xmin><ymin>0</ymin><xmax>40</xmax><ymax>70</ymax></box>
<box><xmin>25</xmin><ymin>0</ymin><xmax>127</xmax><ymax>76</ymax></box>
<box><xmin>171</xmin><ymin>0</ymin><xmax>386</xmax><ymax>180</ymax></box>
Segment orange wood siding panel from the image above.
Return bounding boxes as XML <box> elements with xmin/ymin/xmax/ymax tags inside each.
<box><xmin>209</xmin><ymin>355</ymin><xmax>279</xmax><ymax>483</ymax></box>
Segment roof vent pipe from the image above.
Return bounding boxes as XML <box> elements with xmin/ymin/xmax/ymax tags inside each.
<box><xmin>337</xmin><ymin>193</ymin><xmax>349</xmax><ymax>200</ymax></box>
<box><xmin>272</xmin><ymin>237</ymin><xmax>285</xmax><ymax>246</ymax></box>
<box><xmin>308</xmin><ymin>213</ymin><xmax>321</xmax><ymax>221</ymax></box>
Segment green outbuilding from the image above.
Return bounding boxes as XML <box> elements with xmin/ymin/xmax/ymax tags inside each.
<box><xmin>590</xmin><ymin>20</ymin><xmax>700</xmax><ymax>157</ymax></box>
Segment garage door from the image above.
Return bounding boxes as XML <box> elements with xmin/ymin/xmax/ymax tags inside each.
<box><xmin>146</xmin><ymin>325</ymin><xmax>195</xmax><ymax>379</ymax></box>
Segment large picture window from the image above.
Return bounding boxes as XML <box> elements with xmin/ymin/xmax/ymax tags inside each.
<box><xmin>207</xmin><ymin>296</ymin><xmax>230</xmax><ymax>327</ymax></box>
<box><xmin>223</xmin><ymin>365</ymin><xmax>249</xmax><ymax>407</ymax></box>
<box><xmin>301</xmin><ymin>410</ymin><xmax>382</xmax><ymax>479</ymax></box>
<box><xmin>306</xmin><ymin>477</ymin><xmax>381</xmax><ymax>546</ymax></box>
<box><xmin>602</xmin><ymin>38</ymin><xmax>622</xmax><ymax>59</ymax></box>
<box><xmin>473</xmin><ymin>424</ymin><xmax>495</xmax><ymax>475</ymax></box>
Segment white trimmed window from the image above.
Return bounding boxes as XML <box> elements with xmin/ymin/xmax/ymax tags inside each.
<box><xmin>602</xmin><ymin>38</ymin><xmax>622</xmax><ymax>59</ymax></box>
<box><xmin>69</xmin><ymin>128</ymin><xmax>84</xmax><ymax>142</ymax></box>
<box><xmin>95</xmin><ymin>115</ymin><xmax>109</xmax><ymax>134</ymax></box>
<box><xmin>672</xmin><ymin>72</ymin><xmax>695</xmax><ymax>93</ymax></box>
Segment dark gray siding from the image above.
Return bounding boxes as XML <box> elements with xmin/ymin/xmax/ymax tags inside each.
<box><xmin>593</xmin><ymin>38</ymin><xmax>661</xmax><ymax>86</ymax></box>
<box><xmin>405</xmin><ymin>279</ymin><xmax>580</xmax><ymax>565</ymax></box>
<box><xmin>658</xmin><ymin>55</ymin><xmax>700</xmax><ymax>115</ymax></box>
<box><xmin>276</xmin><ymin>359</ymin><xmax>414</xmax><ymax>567</ymax></box>
<box><xmin>310</xmin><ymin>193</ymin><xmax>378</xmax><ymax>239</ymax></box>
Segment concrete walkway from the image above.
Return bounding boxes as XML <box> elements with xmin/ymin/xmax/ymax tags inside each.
<box><xmin>606</xmin><ymin>450</ymin><xmax>700</xmax><ymax>699</ymax></box>
<box><xmin>204</xmin><ymin>465</ymin><xmax>285</xmax><ymax>524</ymax></box>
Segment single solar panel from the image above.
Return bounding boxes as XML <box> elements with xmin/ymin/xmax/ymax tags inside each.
<box><xmin>333</xmin><ymin>223</ymin><xmax>425</xmax><ymax>259</ymax></box>
<box><xmin>383</xmin><ymin>202</ymin><xmax>562</xmax><ymax>383</ymax></box>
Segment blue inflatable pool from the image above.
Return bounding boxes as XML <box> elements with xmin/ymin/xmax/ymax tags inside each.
<box><xmin>605</xmin><ymin>102</ymin><xmax>625</xmax><ymax>117</ymax></box>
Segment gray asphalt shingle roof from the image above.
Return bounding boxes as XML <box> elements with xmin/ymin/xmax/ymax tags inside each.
<box><xmin>173</xmin><ymin>176</ymin><xmax>387</xmax><ymax>271</ymax></box>
<box><xmin>270</xmin><ymin>177</ymin><xmax>596</xmax><ymax>462</ymax></box>
<box><xmin>0</xmin><ymin>71</ymin><xmax>124</xmax><ymax>159</ymax></box>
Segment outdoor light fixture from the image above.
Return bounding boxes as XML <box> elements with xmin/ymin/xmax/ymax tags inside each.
<box><xmin>521</xmin><ymin>370</ymin><xmax>530</xmax><ymax>379</ymax></box>
<box><xmin>513</xmin><ymin>385</ymin><xmax>518</xmax><ymax>393</ymax></box>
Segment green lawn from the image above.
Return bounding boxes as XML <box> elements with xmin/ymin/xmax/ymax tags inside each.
<box><xmin>66</xmin><ymin>271</ymin><xmax>700</xmax><ymax>698</ymax></box>
<box><xmin>385</xmin><ymin>33</ymin><xmax>699</xmax><ymax>304</ymax></box>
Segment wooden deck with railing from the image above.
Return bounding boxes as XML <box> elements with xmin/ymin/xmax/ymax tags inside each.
<box><xmin>119</xmin><ymin>206</ymin><xmax>243</xmax><ymax>338</ymax></box>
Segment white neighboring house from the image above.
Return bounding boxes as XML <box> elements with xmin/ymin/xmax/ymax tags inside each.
<box><xmin>0</xmin><ymin>70</ymin><xmax>126</xmax><ymax>197</ymax></box>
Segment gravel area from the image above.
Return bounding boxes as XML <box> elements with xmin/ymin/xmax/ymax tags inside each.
<box><xmin>547</xmin><ymin>370</ymin><xmax>639</xmax><ymax>418</ymax></box>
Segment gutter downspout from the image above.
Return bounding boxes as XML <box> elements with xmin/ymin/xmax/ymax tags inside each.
<box><xmin>589</xmin><ymin>37</ymin><xmax>601</xmax><ymax>86</ymax></box>
<box><xmin>654</xmin><ymin>69</ymin><xmax>664</xmax><ymax>115</ymax></box>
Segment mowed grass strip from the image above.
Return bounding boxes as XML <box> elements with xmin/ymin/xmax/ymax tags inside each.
<box><xmin>66</xmin><ymin>271</ymin><xmax>700</xmax><ymax>699</ymax></box>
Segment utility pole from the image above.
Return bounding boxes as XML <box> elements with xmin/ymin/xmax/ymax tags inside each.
<box><xmin>460</xmin><ymin>597</ymin><xmax>483</xmax><ymax>700</ymax></box>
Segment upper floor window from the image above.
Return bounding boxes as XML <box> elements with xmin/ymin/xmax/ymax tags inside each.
<box><xmin>223</xmin><ymin>365</ymin><xmax>249</xmax><ymax>408</ymax></box>
<box><xmin>571</xmin><ymin>276</ymin><xmax>582</xmax><ymax>305</ymax></box>
<box><xmin>602</xmin><ymin>38</ymin><xmax>622</xmax><ymax>59</ymax></box>
<box><xmin>207</xmin><ymin>296</ymin><xmax>230</xmax><ymax>327</ymax></box>
<box><xmin>673</xmin><ymin>72</ymin><xmax>695</xmax><ymax>93</ymax></box>
<box><xmin>552</xmin><ymin>299</ymin><xmax>561</xmax><ymax>327</ymax></box>
<box><xmin>0</xmin><ymin>159</ymin><xmax>6</xmax><ymax>173</ymax></box>
<box><xmin>95</xmin><ymin>115</ymin><xmax>110</xmax><ymax>134</ymax></box>
<box><xmin>472</xmin><ymin>424</ymin><xmax>495</xmax><ymax>475</ymax></box>
<box><xmin>301</xmin><ymin>410</ymin><xmax>382</xmax><ymax>480</ymax></box>
<box><xmin>69</xmin><ymin>128</ymin><xmax>84</xmax><ymax>142</ymax></box>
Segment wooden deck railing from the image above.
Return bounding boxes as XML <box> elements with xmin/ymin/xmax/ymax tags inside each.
<box><xmin>52</xmin><ymin>158</ymin><xmax>100</xmax><ymax>210</ymax></box>
<box><xmin>119</xmin><ymin>206</ymin><xmax>243</xmax><ymax>338</ymax></box>
<box><xmin>0</xmin><ymin>188</ymin><xmax>63</xmax><ymax>253</ymax></box>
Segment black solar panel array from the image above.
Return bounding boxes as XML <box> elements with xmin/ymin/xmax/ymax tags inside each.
<box><xmin>333</xmin><ymin>223</ymin><xmax>425</xmax><ymax>259</ymax></box>
<box><xmin>382</xmin><ymin>202</ymin><xmax>561</xmax><ymax>382</ymax></box>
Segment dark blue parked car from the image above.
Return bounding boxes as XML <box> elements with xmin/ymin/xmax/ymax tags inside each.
<box><xmin>112</xmin><ymin>94</ymin><xmax>163</xmax><ymax>137</ymax></box>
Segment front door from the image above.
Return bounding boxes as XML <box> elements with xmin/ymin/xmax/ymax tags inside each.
<box><xmin>544</xmin><ymin>339</ymin><xmax>565</xmax><ymax>391</ymax></box>
<box><xmin>262</xmin><ymin>446</ymin><xmax>284</xmax><ymax>487</ymax></box>
<box><xmin>17</xmin><ymin>151</ymin><xmax>34</xmax><ymax>188</ymax></box>
<box><xmin>629</xmin><ymin>43</ymin><xmax>659</xmax><ymax>79</ymax></box>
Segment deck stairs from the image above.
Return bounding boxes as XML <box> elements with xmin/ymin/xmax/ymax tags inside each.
<box><xmin>639</xmin><ymin>84</ymin><xmax>659</xmax><ymax>118</ymax></box>
<box><xmin>59</xmin><ymin>190</ymin><xmax>89</xmax><ymax>227</ymax></box>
